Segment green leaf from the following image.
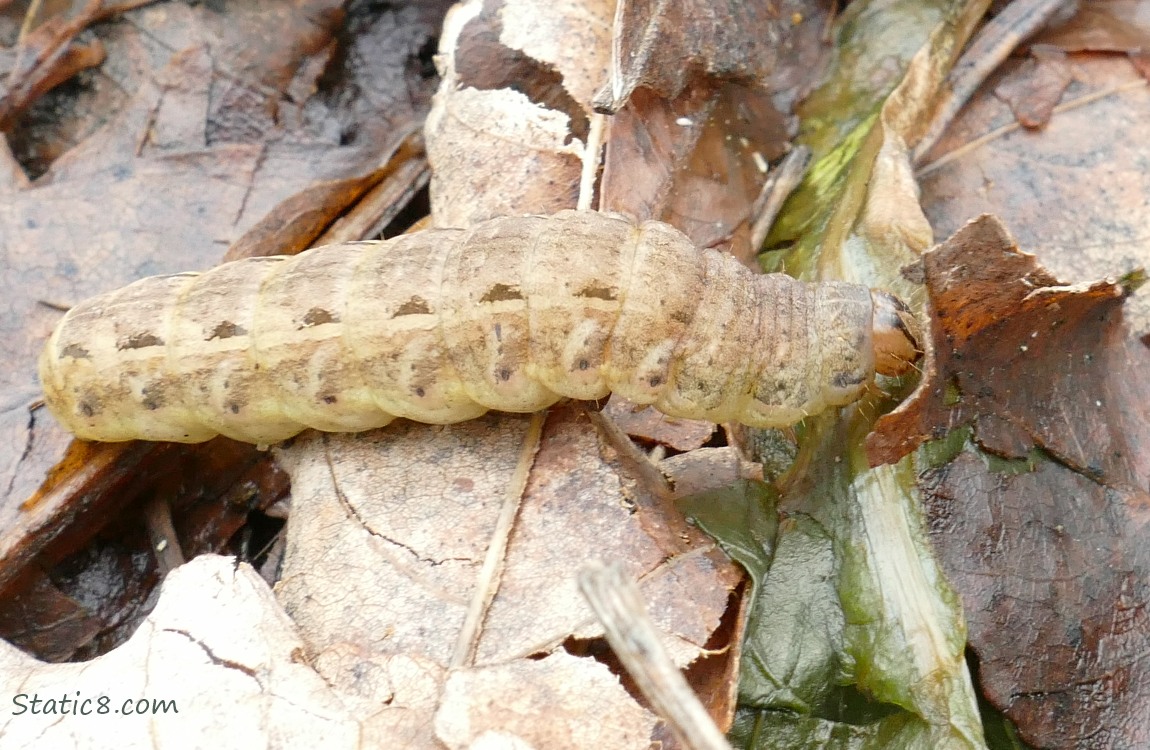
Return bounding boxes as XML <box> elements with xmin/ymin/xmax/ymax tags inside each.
<box><xmin>717</xmin><ymin>0</ymin><xmax>997</xmax><ymax>747</ymax></box>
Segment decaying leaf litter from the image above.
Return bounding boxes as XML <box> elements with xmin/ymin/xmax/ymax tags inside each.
<box><xmin>3</xmin><ymin>0</ymin><xmax>1150</xmax><ymax>749</ymax></box>
<box><xmin>0</xmin><ymin>0</ymin><xmax>446</xmax><ymax>661</ymax></box>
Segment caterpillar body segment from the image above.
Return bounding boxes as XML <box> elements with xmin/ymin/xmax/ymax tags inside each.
<box><xmin>39</xmin><ymin>210</ymin><xmax>922</xmax><ymax>444</ymax></box>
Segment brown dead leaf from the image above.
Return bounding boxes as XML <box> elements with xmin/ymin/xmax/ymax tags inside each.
<box><xmin>425</xmin><ymin>0</ymin><xmax>604</xmax><ymax>227</ymax></box>
<box><xmin>869</xmin><ymin>214</ymin><xmax>1145</xmax><ymax>485</ymax></box>
<box><xmin>921</xmin><ymin>453</ymin><xmax>1150</xmax><ymax>749</ymax></box>
<box><xmin>992</xmin><ymin>44</ymin><xmax>1072</xmax><ymax>128</ymax></box>
<box><xmin>600</xmin><ymin>83</ymin><xmax>791</xmax><ymax>266</ymax></box>
<box><xmin>602</xmin><ymin>397</ymin><xmax>716</xmax><ymax>453</ymax></box>
<box><xmin>436</xmin><ymin>652</ymin><xmax>657</xmax><ymax>749</ymax></box>
<box><xmin>275</xmin><ymin>406</ymin><xmax>739</xmax><ymax>743</ymax></box>
<box><xmin>1032</xmin><ymin>0</ymin><xmax>1150</xmax><ymax>54</ymax></box>
<box><xmin>0</xmin><ymin>555</ymin><xmax>368</xmax><ymax>748</ymax></box>
<box><xmin>659</xmin><ymin>447</ymin><xmax>764</xmax><ymax>500</ymax></box>
<box><xmin>593</xmin><ymin>0</ymin><xmax>811</xmax><ymax>114</ymax></box>
<box><xmin>868</xmin><ymin>214</ymin><xmax>1150</xmax><ymax>745</ymax></box>
<box><xmin>919</xmin><ymin>49</ymin><xmax>1150</xmax><ymax>340</ymax></box>
<box><xmin>0</xmin><ymin>434</ymin><xmax>289</xmax><ymax>660</ymax></box>
<box><xmin>596</xmin><ymin>1</ymin><xmax>826</xmax><ymax>266</ymax></box>
<box><xmin>0</xmin><ymin>0</ymin><xmax>132</xmax><ymax>131</ymax></box>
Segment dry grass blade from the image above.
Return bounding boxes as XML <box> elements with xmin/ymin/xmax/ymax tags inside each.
<box><xmin>450</xmin><ymin>410</ymin><xmax>547</xmax><ymax>668</ymax></box>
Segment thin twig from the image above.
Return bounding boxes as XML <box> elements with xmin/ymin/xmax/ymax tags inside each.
<box><xmin>749</xmin><ymin>146</ymin><xmax>810</xmax><ymax>250</ymax></box>
<box><xmin>578</xmin><ymin>560</ymin><xmax>733</xmax><ymax>750</ymax></box>
<box><xmin>913</xmin><ymin>0</ymin><xmax>1078</xmax><ymax>164</ymax></box>
<box><xmin>578</xmin><ymin>112</ymin><xmax>608</xmax><ymax>211</ymax></box>
<box><xmin>9</xmin><ymin>0</ymin><xmax>46</xmax><ymax>86</ymax></box>
<box><xmin>450</xmin><ymin>411</ymin><xmax>548</xmax><ymax>668</ymax></box>
<box><xmin>143</xmin><ymin>495</ymin><xmax>185</xmax><ymax>574</ymax></box>
<box><xmin>917</xmin><ymin>78</ymin><xmax>1148</xmax><ymax>178</ymax></box>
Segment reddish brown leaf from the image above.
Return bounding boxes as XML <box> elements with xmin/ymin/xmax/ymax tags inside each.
<box><xmin>921</xmin><ymin>453</ymin><xmax>1150</xmax><ymax>748</ymax></box>
<box><xmin>868</xmin><ymin>214</ymin><xmax>1150</xmax><ymax>745</ymax></box>
<box><xmin>868</xmin><ymin>214</ymin><xmax>1148</xmax><ymax>490</ymax></box>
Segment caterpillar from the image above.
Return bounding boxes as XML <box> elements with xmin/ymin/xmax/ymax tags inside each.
<box><xmin>39</xmin><ymin>210</ymin><xmax>922</xmax><ymax>445</ymax></box>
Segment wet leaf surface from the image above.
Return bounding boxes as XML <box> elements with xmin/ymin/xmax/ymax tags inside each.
<box><xmin>870</xmin><ymin>214</ymin><xmax>1150</xmax><ymax>747</ymax></box>
<box><xmin>922</xmin><ymin>451</ymin><xmax>1150</xmax><ymax>749</ymax></box>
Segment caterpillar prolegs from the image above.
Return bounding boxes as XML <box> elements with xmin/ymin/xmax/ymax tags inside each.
<box><xmin>39</xmin><ymin>210</ymin><xmax>922</xmax><ymax>444</ymax></box>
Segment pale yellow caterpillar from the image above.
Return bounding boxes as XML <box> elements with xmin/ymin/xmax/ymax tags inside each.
<box><xmin>39</xmin><ymin>210</ymin><xmax>921</xmax><ymax>444</ymax></box>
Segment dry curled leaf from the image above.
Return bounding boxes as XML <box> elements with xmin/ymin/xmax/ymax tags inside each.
<box><xmin>424</xmin><ymin>0</ymin><xmax>603</xmax><ymax>227</ymax></box>
<box><xmin>868</xmin><ymin>214</ymin><xmax>1142</xmax><ymax>479</ymax></box>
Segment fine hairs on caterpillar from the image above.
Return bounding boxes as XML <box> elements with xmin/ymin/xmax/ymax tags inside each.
<box><xmin>39</xmin><ymin>210</ymin><xmax>923</xmax><ymax>445</ymax></box>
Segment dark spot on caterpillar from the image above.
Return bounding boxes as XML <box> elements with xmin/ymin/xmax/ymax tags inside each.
<box><xmin>141</xmin><ymin>384</ymin><xmax>166</xmax><ymax>410</ymax></box>
<box><xmin>78</xmin><ymin>400</ymin><xmax>96</xmax><ymax>417</ymax></box>
<box><xmin>494</xmin><ymin>323</ymin><xmax>502</xmax><ymax>342</ymax></box>
<box><xmin>118</xmin><ymin>332</ymin><xmax>164</xmax><ymax>350</ymax></box>
<box><xmin>415</xmin><ymin>386</ymin><xmax>426</xmax><ymax>397</ymax></box>
<box><xmin>832</xmin><ymin>372</ymin><xmax>865</xmax><ymax>389</ymax></box>
<box><xmin>480</xmin><ymin>283</ymin><xmax>524</xmax><ymax>303</ymax></box>
<box><xmin>209</xmin><ymin>321</ymin><xmax>247</xmax><ymax>340</ymax></box>
<box><xmin>300</xmin><ymin>308</ymin><xmax>338</xmax><ymax>328</ymax></box>
<box><xmin>498</xmin><ymin>368</ymin><xmax>512</xmax><ymax>382</ymax></box>
<box><xmin>576</xmin><ymin>284</ymin><xmax>616</xmax><ymax>301</ymax></box>
<box><xmin>578</xmin><ymin>359</ymin><xmax>590</xmax><ymax>371</ymax></box>
<box><xmin>228</xmin><ymin>402</ymin><xmax>241</xmax><ymax>414</ymax></box>
<box><xmin>670</xmin><ymin>310</ymin><xmax>692</xmax><ymax>325</ymax></box>
<box><xmin>648</xmin><ymin>375</ymin><xmax>663</xmax><ymax>387</ymax></box>
<box><xmin>393</xmin><ymin>296</ymin><xmax>432</xmax><ymax>316</ymax></box>
<box><xmin>61</xmin><ymin>343</ymin><xmax>90</xmax><ymax>359</ymax></box>
<box><xmin>322</xmin><ymin>395</ymin><xmax>337</xmax><ymax>404</ymax></box>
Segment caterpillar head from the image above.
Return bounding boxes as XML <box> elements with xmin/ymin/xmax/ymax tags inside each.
<box><xmin>870</xmin><ymin>291</ymin><xmax>923</xmax><ymax>376</ymax></box>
